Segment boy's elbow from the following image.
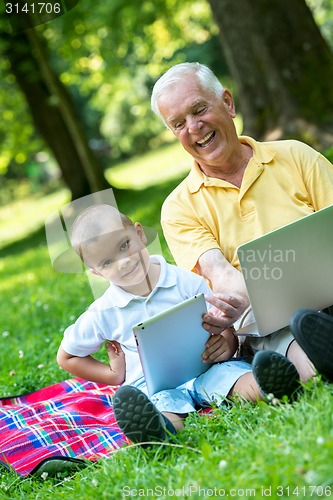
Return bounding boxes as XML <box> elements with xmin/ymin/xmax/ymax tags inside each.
<box><xmin>113</xmin><ymin>372</ymin><xmax>126</xmax><ymax>386</ymax></box>
<box><xmin>57</xmin><ymin>346</ymin><xmax>70</xmax><ymax>370</ymax></box>
<box><xmin>57</xmin><ymin>354</ymin><xmax>64</xmax><ymax>370</ymax></box>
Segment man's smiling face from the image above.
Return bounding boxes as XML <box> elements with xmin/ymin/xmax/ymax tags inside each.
<box><xmin>157</xmin><ymin>77</ymin><xmax>239</xmax><ymax>171</ymax></box>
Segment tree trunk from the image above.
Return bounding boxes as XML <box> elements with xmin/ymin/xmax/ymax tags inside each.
<box><xmin>3</xmin><ymin>15</ymin><xmax>110</xmax><ymax>199</ymax></box>
<box><xmin>208</xmin><ymin>0</ymin><xmax>333</xmax><ymax>148</ymax></box>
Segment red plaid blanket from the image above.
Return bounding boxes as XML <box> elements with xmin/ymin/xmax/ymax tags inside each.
<box><xmin>0</xmin><ymin>378</ymin><xmax>129</xmax><ymax>476</ymax></box>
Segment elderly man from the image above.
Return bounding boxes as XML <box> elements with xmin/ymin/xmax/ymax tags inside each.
<box><xmin>151</xmin><ymin>62</ymin><xmax>333</xmax><ymax>383</ymax></box>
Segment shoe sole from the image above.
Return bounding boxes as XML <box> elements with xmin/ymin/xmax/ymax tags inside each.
<box><xmin>113</xmin><ymin>386</ymin><xmax>166</xmax><ymax>445</ymax></box>
<box><xmin>290</xmin><ymin>308</ymin><xmax>333</xmax><ymax>381</ymax></box>
<box><xmin>252</xmin><ymin>350</ymin><xmax>301</xmax><ymax>400</ymax></box>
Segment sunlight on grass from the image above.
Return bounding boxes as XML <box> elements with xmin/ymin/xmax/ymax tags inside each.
<box><xmin>105</xmin><ymin>142</ymin><xmax>192</xmax><ymax>189</ymax></box>
<box><xmin>0</xmin><ymin>189</ymin><xmax>70</xmax><ymax>249</ymax></box>
<box><xmin>0</xmin><ymin>126</ymin><xmax>245</xmax><ymax>248</ymax></box>
<box><xmin>104</xmin><ymin>116</ymin><xmax>243</xmax><ymax>189</ymax></box>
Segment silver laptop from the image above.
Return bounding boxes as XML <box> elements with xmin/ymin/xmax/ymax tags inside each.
<box><xmin>236</xmin><ymin>203</ymin><xmax>333</xmax><ymax>337</ymax></box>
<box><xmin>133</xmin><ymin>294</ymin><xmax>212</xmax><ymax>396</ymax></box>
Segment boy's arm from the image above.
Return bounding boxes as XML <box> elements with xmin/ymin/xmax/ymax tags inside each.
<box><xmin>57</xmin><ymin>341</ymin><xmax>126</xmax><ymax>385</ymax></box>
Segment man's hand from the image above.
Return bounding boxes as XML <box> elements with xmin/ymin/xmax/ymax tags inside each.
<box><xmin>202</xmin><ymin>328</ymin><xmax>238</xmax><ymax>363</ymax></box>
<box><xmin>203</xmin><ymin>293</ymin><xmax>246</xmax><ymax>332</ymax></box>
<box><xmin>196</xmin><ymin>249</ymin><xmax>250</xmax><ymax>328</ymax></box>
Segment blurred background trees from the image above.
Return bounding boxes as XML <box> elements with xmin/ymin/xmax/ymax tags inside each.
<box><xmin>0</xmin><ymin>0</ymin><xmax>332</xmax><ymax>200</ymax></box>
<box><xmin>209</xmin><ymin>0</ymin><xmax>333</xmax><ymax>144</ymax></box>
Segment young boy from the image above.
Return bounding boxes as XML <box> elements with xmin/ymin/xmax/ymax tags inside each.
<box><xmin>57</xmin><ymin>204</ymin><xmax>300</xmax><ymax>445</ymax></box>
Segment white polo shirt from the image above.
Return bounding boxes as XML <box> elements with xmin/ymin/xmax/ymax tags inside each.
<box><xmin>61</xmin><ymin>255</ymin><xmax>212</xmax><ymax>385</ymax></box>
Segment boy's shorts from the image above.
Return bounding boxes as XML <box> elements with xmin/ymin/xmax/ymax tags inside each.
<box><xmin>135</xmin><ymin>359</ymin><xmax>252</xmax><ymax>414</ymax></box>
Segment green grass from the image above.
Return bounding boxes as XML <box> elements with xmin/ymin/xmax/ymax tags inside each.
<box><xmin>105</xmin><ymin>141</ymin><xmax>192</xmax><ymax>190</ymax></box>
<box><xmin>0</xmin><ymin>147</ymin><xmax>333</xmax><ymax>498</ymax></box>
<box><xmin>0</xmin><ymin>188</ymin><xmax>70</xmax><ymax>250</ymax></box>
<box><xmin>0</xmin><ymin>382</ymin><xmax>332</xmax><ymax>499</ymax></box>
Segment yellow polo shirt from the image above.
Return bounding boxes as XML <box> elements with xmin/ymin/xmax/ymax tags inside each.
<box><xmin>161</xmin><ymin>137</ymin><xmax>333</xmax><ymax>271</ymax></box>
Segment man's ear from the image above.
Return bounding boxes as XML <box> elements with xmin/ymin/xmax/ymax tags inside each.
<box><xmin>134</xmin><ymin>222</ymin><xmax>148</xmax><ymax>245</ymax></box>
<box><xmin>221</xmin><ymin>89</ymin><xmax>236</xmax><ymax>118</ymax></box>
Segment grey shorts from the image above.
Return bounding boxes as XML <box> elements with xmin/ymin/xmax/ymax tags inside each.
<box><xmin>235</xmin><ymin>307</ymin><xmax>295</xmax><ymax>358</ymax></box>
<box><xmin>244</xmin><ymin>326</ymin><xmax>294</xmax><ymax>357</ymax></box>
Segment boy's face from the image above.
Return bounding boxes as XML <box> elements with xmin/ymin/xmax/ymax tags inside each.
<box><xmin>83</xmin><ymin>223</ymin><xmax>151</xmax><ymax>289</ymax></box>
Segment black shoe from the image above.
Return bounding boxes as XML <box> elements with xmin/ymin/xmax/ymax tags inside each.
<box><xmin>113</xmin><ymin>386</ymin><xmax>176</xmax><ymax>445</ymax></box>
<box><xmin>252</xmin><ymin>350</ymin><xmax>301</xmax><ymax>401</ymax></box>
<box><xmin>290</xmin><ymin>308</ymin><xmax>333</xmax><ymax>381</ymax></box>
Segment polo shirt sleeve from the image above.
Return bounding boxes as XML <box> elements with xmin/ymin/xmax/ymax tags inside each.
<box><xmin>303</xmin><ymin>152</ymin><xmax>333</xmax><ymax>210</ymax></box>
<box><xmin>61</xmin><ymin>309</ymin><xmax>106</xmax><ymax>357</ymax></box>
<box><xmin>161</xmin><ymin>195</ymin><xmax>220</xmax><ymax>272</ymax></box>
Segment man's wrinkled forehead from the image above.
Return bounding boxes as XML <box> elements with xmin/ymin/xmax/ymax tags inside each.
<box><xmin>158</xmin><ymin>79</ymin><xmax>213</xmax><ymax>117</ymax></box>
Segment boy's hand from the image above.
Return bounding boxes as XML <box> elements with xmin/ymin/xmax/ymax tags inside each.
<box><xmin>105</xmin><ymin>340</ymin><xmax>123</xmax><ymax>358</ymax></box>
<box><xmin>57</xmin><ymin>344</ymin><xmax>126</xmax><ymax>386</ymax></box>
<box><xmin>202</xmin><ymin>328</ymin><xmax>238</xmax><ymax>363</ymax></box>
<box><xmin>105</xmin><ymin>341</ymin><xmax>125</xmax><ymax>375</ymax></box>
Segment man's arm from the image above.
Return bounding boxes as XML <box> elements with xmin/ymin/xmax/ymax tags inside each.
<box><xmin>57</xmin><ymin>342</ymin><xmax>126</xmax><ymax>385</ymax></box>
<box><xmin>196</xmin><ymin>248</ymin><xmax>250</xmax><ymax>330</ymax></box>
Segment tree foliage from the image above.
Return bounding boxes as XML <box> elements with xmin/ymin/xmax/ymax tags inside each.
<box><xmin>1</xmin><ymin>0</ymin><xmax>332</xmax><ymax>193</ymax></box>
<box><xmin>209</xmin><ymin>0</ymin><xmax>333</xmax><ymax>146</ymax></box>
<box><xmin>0</xmin><ymin>0</ymin><xmax>220</xmax><ymax>187</ymax></box>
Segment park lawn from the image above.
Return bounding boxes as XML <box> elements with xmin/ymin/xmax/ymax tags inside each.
<box><xmin>0</xmin><ymin>154</ymin><xmax>332</xmax><ymax>498</ymax></box>
<box><xmin>105</xmin><ymin>141</ymin><xmax>193</xmax><ymax>190</ymax></box>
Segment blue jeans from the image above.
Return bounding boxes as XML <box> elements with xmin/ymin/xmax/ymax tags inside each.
<box><xmin>135</xmin><ymin>359</ymin><xmax>252</xmax><ymax>414</ymax></box>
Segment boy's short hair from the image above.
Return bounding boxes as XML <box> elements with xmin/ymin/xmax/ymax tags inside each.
<box><xmin>70</xmin><ymin>204</ymin><xmax>133</xmax><ymax>263</ymax></box>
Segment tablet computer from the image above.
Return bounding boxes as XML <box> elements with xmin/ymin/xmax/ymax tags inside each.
<box><xmin>133</xmin><ymin>293</ymin><xmax>212</xmax><ymax>396</ymax></box>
